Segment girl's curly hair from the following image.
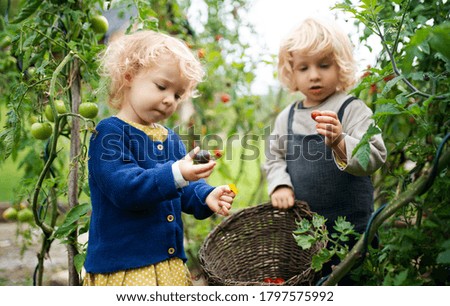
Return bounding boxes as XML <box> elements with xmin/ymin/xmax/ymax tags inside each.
<box><xmin>100</xmin><ymin>30</ymin><xmax>204</xmax><ymax>109</ymax></box>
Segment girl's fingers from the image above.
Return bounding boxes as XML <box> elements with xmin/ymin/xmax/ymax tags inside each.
<box><xmin>186</xmin><ymin>146</ymin><xmax>200</xmax><ymax>161</ymax></box>
<box><xmin>219</xmin><ymin>201</ymin><xmax>232</xmax><ymax>209</ymax></box>
<box><xmin>193</xmin><ymin>161</ymin><xmax>216</xmax><ymax>174</ymax></box>
<box><xmin>219</xmin><ymin>195</ymin><xmax>234</xmax><ymax>203</ymax></box>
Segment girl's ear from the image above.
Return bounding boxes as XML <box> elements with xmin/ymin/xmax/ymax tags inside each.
<box><xmin>124</xmin><ymin>73</ymin><xmax>133</xmax><ymax>86</ymax></box>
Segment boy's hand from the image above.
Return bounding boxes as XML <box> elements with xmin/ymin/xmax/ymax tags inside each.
<box><xmin>313</xmin><ymin>111</ymin><xmax>345</xmax><ymax>147</ymax></box>
<box><xmin>179</xmin><ymin>147</ymin><xmax>216</xmax><ymax>181</ymax></box>
<box><xmin>206</xmin><ymin>185</ymin><xmax>235</xmax><ymax>216</ymax></box>
<box><xmin>313</xmin><ymin>111</ymin><xmax>347</xmax><ymax>160</ymax></box>
<box><xmin>271</xmin><ymin>186</ymin><xmax>295</xmax><ymax>209</ymax></box>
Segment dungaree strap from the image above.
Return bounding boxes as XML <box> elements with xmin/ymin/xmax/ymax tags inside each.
<box><xmin>287</xmin><ymin>102</ymin><xmax>297</xmax><ymax>135</ymax></box>
<box><xmin>337</xmin><ymin>96</ymin><xmax>357</xmax><ymax>122</ymax></box>
<box><xmin>287</xmin><ymin>96</ymin><xmax>357</xmax><ymax>134</ymax></box>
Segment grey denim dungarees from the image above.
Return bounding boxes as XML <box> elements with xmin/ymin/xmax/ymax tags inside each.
<box><xmin>286</xmin><ymin>97</ymin><xmax>374</xmax><ymax>233</ymax></box>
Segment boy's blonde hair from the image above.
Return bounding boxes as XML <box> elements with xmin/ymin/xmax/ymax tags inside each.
<box><xmin>100</xmin><ymin>30</ymin><xmax>204</xmax><ymax>109</ymax></box>
<box><xmin>278</xmin><ymin>18</ymin><xmax>357</xmax><ymax>92</ymax></box>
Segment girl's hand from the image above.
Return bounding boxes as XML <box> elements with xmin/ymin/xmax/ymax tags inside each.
<box><xmin>271</xmin><ymin>186</ymin><xmax>295</xmax><ymax>209</ymax></box>
<box><xmin>313</xmin><ymin>111</ymin><xmax>347</xmax><ymax>160</ymax></box>
<box><xmin>206</xmin><ymin>185</ymin><xmax>235</xmax><ymax>216</ymax></box>
<box><xmin>179</xmin><ymin>147</ymin><xmax>216</xmax><ymax>181</ymax></box>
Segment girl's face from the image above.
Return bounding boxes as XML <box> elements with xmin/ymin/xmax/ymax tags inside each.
<box><xmin>291</xmin><ymin>51</ymin><xmax>340</xmax><ymax>107</ymax></box>
<box><xmin>119</xmin><ymin>60</ymin><xmax>190</xmax><ymax>125</ymax></box>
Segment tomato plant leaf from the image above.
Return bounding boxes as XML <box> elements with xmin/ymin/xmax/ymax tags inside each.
<box><xmin>53</xmin><ymin>203</ymin><xmax>90</xmax><ymax>239</ymax></box>
<box><xmin>311</xmin><ymin>248</ymin><xmax>333</xmax><ymax>271</ymax></box>
<box><xmin>352</xmin><ymin>124</ymin><xmax>381</xmax><ymax>171</ymax></box>
<box><xmin>294</xmin><ymin>234</ymin><xmax>316</xmax><ymax>250</ymax></box>
<box><xmin>373</xmin><ymin>103</ymin><xmax>401</xmax><ymax>119</ymax></box>
<box><xmin>293</xmin><ymin>218</ymin><xmax>311</xmax><ymax>235</ymax></box>
<box><xmin>10</xmin><ymin>0</ymin><xmax>42</xmax><ymax>24</ymax></box>
<box><xmin>74</xmin><ymin>253</ymin><xmax>86</xmax><ymax>274</ymax></box>
<box><xmin>380</xmin><ymin>75</ymin><xmax>402</xmax><ymax>97</ymax></box>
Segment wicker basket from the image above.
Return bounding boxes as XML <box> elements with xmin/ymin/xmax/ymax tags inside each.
<box><xmin>198</xmin><ymin>201</ymin><xmax>324</xmax><ymax>286</ymax></box>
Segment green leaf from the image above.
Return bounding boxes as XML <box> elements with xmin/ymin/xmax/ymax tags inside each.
<box><xmin>354</xmin><ymin>142</ymin><xmax>371</xmax><ymax>171</ymax></box>
<box><xmin>436</xmin><ymin>250</ymin><xmax>450</xmax><ymax>264</ymax></box>
<box><xmin>393</xmin><ymin>270</ymin><xmax>409</xmax><ymax>286</ymax></box>
<box><xmin>53</xmin><ymin>203</ymin><xmax>91</xmax><ymax>239</ymax></box>
<box><xmin>436</xmin><ymin>239</ymin><xmax>450</xmax><ymax>264</ymax></box>
<box><xmin>381</xmin><ymin>75</ymin><xmax>402</xmax><ymax>97</ymax></box>
<box><xmin>10</xmin><ymin>0</ymin><xmax>42</xmax><ymax>24</ymax></box>
<box><xmin>312</xmin><ymin>214</ymin><xmax>326</xmax><ymax>229</ymax></box>
<box><xmin>294</xmin><ymin>234</ymin><xmax>316</xmax><ymax>250</ymax></box>
<box><xmin>294</xmin><ymin>218</ymin><xmax>311</xmax><ymax>234</ymax></box>
<box><xmin>311</xmin><ymin>248</ymin><xmax>333</xmax><ymax>271</ymax></box>
<box><xmin>373</xmin><ymin>103</ymin><xmax>402</xmax><ymax>119</ymax></box>
<box><xmin>74</xmin><ymin>253</ymin><xmax>86</xmax><ymax>274</ymax></box>
<box><xmin>333</xmin><ymin>216</ymin><xmax>355</xmax><ymax>234</ymax></box>
<box><xmin>352</xmin><ymin>124</ymin><xmax>381</xmax><ymax>170</ymax></box>
<box><xmin>428</xmin><ymin>24</ymin><xmax>450</xmax><ymax>61</ymax></box>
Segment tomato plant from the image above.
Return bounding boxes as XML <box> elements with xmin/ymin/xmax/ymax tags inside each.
<box><xmin>299</xmin><ymin>0</ymin><xmax>450</xmax><ymax>286</ymax></box>
<box><xmin>0</xmin><ymin>0</ymin><xmax>267</xmax><ymax>285</ymax></box>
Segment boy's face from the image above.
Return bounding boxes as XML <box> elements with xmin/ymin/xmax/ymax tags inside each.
<box><xmin>120</xmin><ymin>58</ymin><xmax>190</xmax><ymax>125</ymax></box>
<box><xmin>291</xmin><ymin>51</ymin><xmax>340</xmax><ymax>107</ymax></box>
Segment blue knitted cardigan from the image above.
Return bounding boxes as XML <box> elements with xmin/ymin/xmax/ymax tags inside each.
<box><xmin>84</xmin><ymin>117</ymin><xmax>215</xmax><ymax>273</ymax></box>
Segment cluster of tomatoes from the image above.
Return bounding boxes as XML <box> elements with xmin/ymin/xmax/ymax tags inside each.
<box><xmin>2</xmin><ymin>205</ymin><xmax>33</xmax><ymax>223</ymax></box>
<box><xmin>30</xmin><ymin>100</ymin><xmax>99</xmax><ymax>140</ymax></box>
<box><xmin>263</xmin><ymin>277</ymin><xmax>285</xmax><ymax>284</ymax></box>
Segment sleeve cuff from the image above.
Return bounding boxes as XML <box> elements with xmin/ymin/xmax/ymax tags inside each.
<box><xmin>172</xmin><ymin>161</ymin><xmax>189</xmax><ymax>189</ymax></box>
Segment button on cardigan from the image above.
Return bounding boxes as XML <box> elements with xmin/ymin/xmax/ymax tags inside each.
<box><xmin>84</xmin><ymin>117</ymin><xmax>215</xmax><ymax>274</ymax></box>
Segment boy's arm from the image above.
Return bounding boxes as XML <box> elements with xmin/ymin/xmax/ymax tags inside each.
<box><xmin>264</xmin><ymin>109</ymin><xmax>294</xmax><ymax>195</ymax></box>
<box><xmin>335</xmin><ymin>100</ymin><xmax>387</xmax><ymax>175</ymax></box>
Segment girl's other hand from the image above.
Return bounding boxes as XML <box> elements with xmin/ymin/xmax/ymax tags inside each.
<box><xmin>206</xmin><ymin>185</ymin><xmax>235</xmax><ymax>216</ymax></box>
<box><xmin>271</xmin><ymin>186</ymin><xmax>295</xmax><ymax>209</ymax></box>
<box><xmin>179</xmin><ymin>147</ymin><xmax>216</xmax><ymax>181</ymax></box>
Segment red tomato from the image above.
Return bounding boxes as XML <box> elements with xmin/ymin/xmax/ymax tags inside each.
<box><xmin>213</xmin><ymin>149</ymin><xmax>223</xmax><ymax>158</ymax></box>
<box><xmin>311</xmin><ymin>111</ymin><xmax>321</xmax><ymax>121</ymax></box>
<box><xmin>263</xmin><ymin>277</ymin><xmax>274</xmax><ymax>283</ymax></box>
<box><xmin>273</xmin><ymin>277</ymin><xmax>285</xmax><ymax>284</ymax></box>
<box><xmin>220</xmin><ymin>94</ymin><xmax>230</xmax><ymax>103</ymax></box>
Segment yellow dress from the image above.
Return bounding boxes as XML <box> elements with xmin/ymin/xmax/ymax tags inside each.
<box><xmin>83</xmin><ymin>118</ymin><xmax>192</xmax><ymax>286</ymax></box>
<box><xmin>84</xmin><ymin>257</ymin><xmax>193</xmax><ymax>286</ymax></box>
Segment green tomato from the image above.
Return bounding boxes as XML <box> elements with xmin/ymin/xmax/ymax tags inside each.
<box><xmin>31</xmin><ymin>122</ymin><xmax>53</xmax><ymax>140</ymax></box>
<box><xmin>17</xmin><ymin>208</ymin><xmax>34</xmax><ymax>223</ymax></box>
<box><xmin>79</xmin><ymin>102</ymin><xmax>99</xmax><ymax>119</ymax></box>
<box><xmin>55</xmin><ymin>99</ymin><xmax>67</xmax><ymax>114</ymax></box>
<box><xmin>45</xmin><ymin>100</ymin><xmax>66</xmax><ymax>122</ymax></box>
<box><xmin>27</xmin><ymin>67</ymin><xmax>36</xmax><ymax>77</ymax></box>
<box><xmin>2</xmin><ymin>207</ymin><xmax>18</xmax><ymax>221</ymax></box>
<box><xmin>29</xmin><ymin>115</ymin><xmax>38</xmax><ymax>125</ymax></box>
<box><xmin>0</xmin><ymin>35</ymin><xmax>12</xmax><ymax>48</ymax></box>
<box><xmin>44</xmin><ymin>105</ymin><xmax>55</xmax><ymax>122</ymax></box>
<box><xmin>91</xmin><ymin>15</ymin><xmax>109</xmax><ymax>34</ymax></box>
